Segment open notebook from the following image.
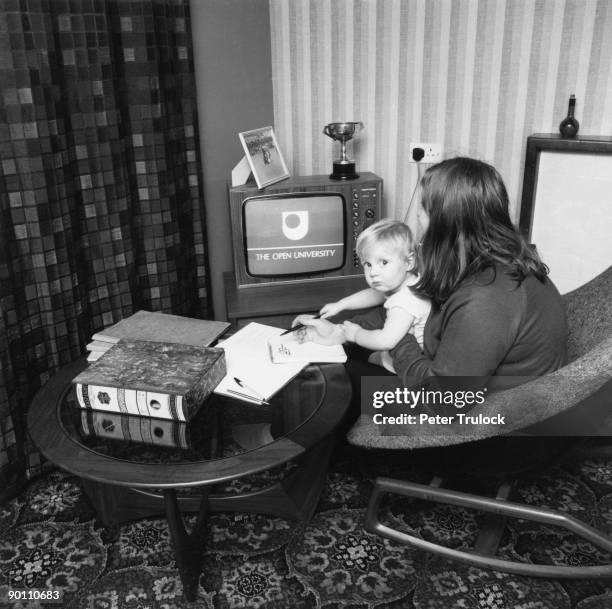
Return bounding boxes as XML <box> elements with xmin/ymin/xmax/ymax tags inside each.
<box><xmin>214</xmin><ymin>322</ymin><xmax>346</xmax><ymax>404</ymax></box>
<box><xmin>268</xmin><ymin>332</ymin><xmax>347</xmax><ymax>364</ymax></box>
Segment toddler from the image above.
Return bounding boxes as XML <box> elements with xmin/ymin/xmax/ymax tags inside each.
<box><xmin>320</xmin><ymin>218</ymin><xmax>431</xmax><ymax>373</ymax></box>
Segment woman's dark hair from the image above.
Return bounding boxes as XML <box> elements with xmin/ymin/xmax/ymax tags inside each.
<box><xmin>415</xmin><ymin>157</ymin><xmax>548</xmax><ymax>304</ymax></box>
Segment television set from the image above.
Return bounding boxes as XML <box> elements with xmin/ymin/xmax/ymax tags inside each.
<box><xmin>228</xmin><ymin>173</ymin><xmax>383</xmax><ymax>288</ymax></box>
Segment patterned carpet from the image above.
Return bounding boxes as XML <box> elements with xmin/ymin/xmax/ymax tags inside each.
<box><xmin>2</xmin><ymin>445</ymin><xmax>612</xmax><ymax>609</ymax></box>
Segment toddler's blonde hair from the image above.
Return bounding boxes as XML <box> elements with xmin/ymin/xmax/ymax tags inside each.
<box><xmin>356</xmin><ymin>218</ymin><xmax>415</xmax><ymax>264</ymax></box>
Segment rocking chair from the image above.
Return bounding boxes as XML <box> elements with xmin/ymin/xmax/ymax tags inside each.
<box><xmin>348</xmin><ymin>265</ymin><xmax>612</xmax><ymax>578</ymax></box>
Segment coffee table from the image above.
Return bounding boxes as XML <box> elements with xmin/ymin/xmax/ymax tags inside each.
<box><xmin>28</xmin><ymin>358</ymin><xmax>351</xmax><ymax>600</ymax></box>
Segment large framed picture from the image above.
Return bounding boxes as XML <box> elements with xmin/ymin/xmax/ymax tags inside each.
<box><xmin>519</xmin><ymin>133</ymin><xmax>612</xmax><ymax>294</ymax></box>
<box><xmin>238</xmin><ymin>126</ymin><xmax>290</xmax><ymax>189</ymax></box>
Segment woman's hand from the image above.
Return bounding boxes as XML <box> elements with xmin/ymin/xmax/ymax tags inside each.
<box><xmin>342</xmin><ymin>320</ymin><xmax>362</xmax><ymax>342</ymax></box>
<box><xmin>292</xmin><ymin>315</ymin><xmax>346</xmax><ymax>345</ymax></box>
<box><xmin>319</xmin><ymin>301</ymin><xmax>344</xmax><ymax>319</ymax></box>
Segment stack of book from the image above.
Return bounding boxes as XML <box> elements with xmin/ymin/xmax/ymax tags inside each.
<box><xmin>74</xmin><ymin>310</ymin><xmax>231</xmax><ymax>422</ymax></box>
<box><xmin>85</xmin><ymin>310</ymin><xmax>230</xmax><ymax>361</ymax></box>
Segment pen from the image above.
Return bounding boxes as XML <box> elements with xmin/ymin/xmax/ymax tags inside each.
<box><xmin>227</xmin><ymin>388</ymin><xmax>270</xmax><ymax>406</ymax></box>
<box><xmin>280</xmin><ymin>313</ymin><xmax>322</xmax><ymax>336</ymax></box>
<box><xmin>233</xmin><ymin>377</ymin><xmax>270</xmax><ymax>404</ymax></box>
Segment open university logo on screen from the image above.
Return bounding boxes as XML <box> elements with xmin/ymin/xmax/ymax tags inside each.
<box><xmin>244</xmin><ymin>195</ymin><xmax>344</xmax><ymax>276</ymax></box>
<box><xmin>282</xmin><ymin>211</ymin><xmax>309</xmax><ymax>240</ymax></box>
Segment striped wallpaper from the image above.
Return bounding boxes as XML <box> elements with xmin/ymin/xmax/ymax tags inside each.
<box><xmin>269</xmin><ymin>0</ymin><xmax>612</xmax><ymax>228</ymax></box>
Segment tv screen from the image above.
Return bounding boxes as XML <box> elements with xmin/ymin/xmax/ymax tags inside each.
<box><xmin>242</xmin><ymin>193</ymin><xmax>346</xmax><ymax>277</ymax></box>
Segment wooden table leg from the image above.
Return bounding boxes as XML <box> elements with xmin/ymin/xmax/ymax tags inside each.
<box><xmin>163</xmin><ymin>487</ymin><xmax>210</xmax><ymax>602</ymax></box>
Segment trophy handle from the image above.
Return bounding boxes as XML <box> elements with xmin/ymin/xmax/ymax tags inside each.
<box><xmin>323</xmin><ymin>125</ymin><xmax>335</xmax><ymax>140</ymax></box>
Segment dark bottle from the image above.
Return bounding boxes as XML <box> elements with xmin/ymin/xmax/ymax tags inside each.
<box><xmin>559</xmin><ymin>95</ymin><xmax>579</xmax><ymax>138</ymax></box>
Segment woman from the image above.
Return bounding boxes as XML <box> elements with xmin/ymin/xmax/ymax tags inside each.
<box><xmin>294</xmin><ymin>157</ymin><xmax>567</xmax><ymax>392</ymax></box>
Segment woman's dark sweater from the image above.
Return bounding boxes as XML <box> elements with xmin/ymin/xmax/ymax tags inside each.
<box><xmin>352</xmin><ymin>266</ymin><xmax>567</xmax><ymax>391</ymax></box>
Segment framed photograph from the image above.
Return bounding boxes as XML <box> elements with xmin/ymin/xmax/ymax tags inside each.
<box><xmin>238</xmin><ymin>126</ymin><xmax>290</xmax><ymax>189</ymax></box>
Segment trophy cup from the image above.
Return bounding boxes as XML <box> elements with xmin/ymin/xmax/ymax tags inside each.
<box><xmin>323</xmin><ymin>122</ymin><xmax>364</xmax><ymax>180</ymax></box>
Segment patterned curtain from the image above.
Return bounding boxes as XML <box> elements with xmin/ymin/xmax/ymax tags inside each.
<box><xmin>0</xmin><ymin>0</ymin><xmax>210</xmax><ymax>500</ymax></box>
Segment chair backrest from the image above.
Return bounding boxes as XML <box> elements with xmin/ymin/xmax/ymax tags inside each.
<box><xmin>563</xmin><ymin>265</ymin><xmax>612</xmax><ymax>362</ymax></box>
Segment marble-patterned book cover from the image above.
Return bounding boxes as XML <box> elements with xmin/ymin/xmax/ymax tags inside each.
<box><xmin>73</xmin><ymin>340</ymin><xmax>226</xmax><ymax>420</ymax></box>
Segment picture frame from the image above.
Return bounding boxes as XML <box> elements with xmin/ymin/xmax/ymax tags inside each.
<box><xmin>238</xmin><ymin>126</ymin><xmax>290</xmax><ymax>189</ymax></box>
<box><xmin>519</xmin><ymin>133</ymin><xmax>612</xmax><ymax>294</ymax></box>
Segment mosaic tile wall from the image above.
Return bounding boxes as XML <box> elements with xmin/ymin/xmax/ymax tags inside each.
<box><xmin>0</xmin><ymin>0</ymin><xmax>210</xmax><ymax>498</ymax></box>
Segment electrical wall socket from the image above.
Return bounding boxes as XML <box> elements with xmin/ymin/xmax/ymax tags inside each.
<box><xmin>409</xmin><ymin>142</ymin><xmax>442</xmax><ymax>163</ymax></box>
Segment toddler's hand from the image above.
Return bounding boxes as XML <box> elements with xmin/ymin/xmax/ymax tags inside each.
<box><xmin>319</xmin><ymin>302</ymin><xmax>343</xmax><ymax>319</ymax></box>
<box><xmin>293</xmin><ymin>315</ymin><xmax>346</xmax><ymax>346</ymax></box>
<box><xmin>342</xmin><ymin>321</ymin><xmax>362</xmax><ymax>342</ymax></box>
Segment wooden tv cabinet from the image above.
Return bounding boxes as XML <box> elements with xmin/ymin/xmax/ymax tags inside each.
<box><xmin>223</xmin><ymin>271</ymin><xmax>367</xmax><ymax>329</ymax></box>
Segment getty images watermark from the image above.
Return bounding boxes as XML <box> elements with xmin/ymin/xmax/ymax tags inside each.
<box><xmin>360</xmin><ymin>376</ymin><xmax>612</xmax><ymax>437</ymax></box>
